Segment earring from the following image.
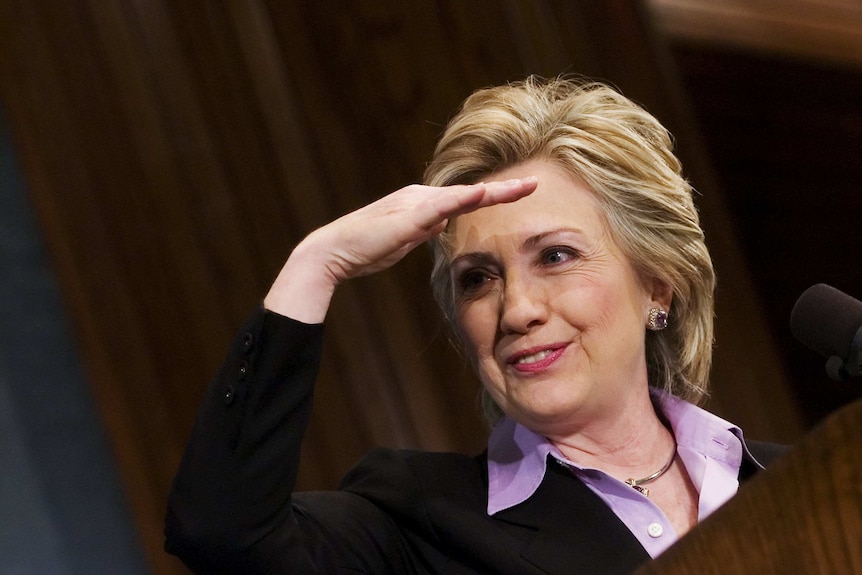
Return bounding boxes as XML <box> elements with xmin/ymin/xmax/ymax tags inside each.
<box><xmin>647</xmin><ymin>308</ymin><xmax>668</xmax><ymax>331</ymax></box>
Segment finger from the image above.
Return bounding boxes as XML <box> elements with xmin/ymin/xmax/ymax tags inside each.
<box><xmin>471</xmin><ymin>176</ymin><xmax>538</xmax><ymax>210</ymax></box>
<box><xmin>414</xmin><ymin>177</ymin><xmax>538</xmax><ymax>230</ymax></box>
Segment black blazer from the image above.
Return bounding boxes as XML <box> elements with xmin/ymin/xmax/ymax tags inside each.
<box><xmin>164</xmin><ymin>307</ymin><xmax>786</xmax><ymax>575</ymax></box>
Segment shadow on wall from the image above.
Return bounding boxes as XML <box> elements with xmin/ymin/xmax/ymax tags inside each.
<box><xmin>0</xmin><ymin>115</ymin><xmax>148</xmax><ymax>574</ymax></box>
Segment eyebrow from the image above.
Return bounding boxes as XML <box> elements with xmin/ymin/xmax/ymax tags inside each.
<box><xmin>522</xmin><ymin>227</ymin><xmax>585</xmax><ymax>250</ymax></box>
<box><xmin>449</xmin><ymin>251</ymin><xmax>496</xmax><ymax>269</ymax></box>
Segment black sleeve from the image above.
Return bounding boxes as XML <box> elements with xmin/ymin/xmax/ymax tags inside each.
<box><xmin>163</xmin><ymin>305</ymin><xmax>323</xmax><ymax>571</ymax></box>
<box><xmin>165</xmin><ymin>305</ymin><xmax>425</xmax><ymax>575</ymax></box>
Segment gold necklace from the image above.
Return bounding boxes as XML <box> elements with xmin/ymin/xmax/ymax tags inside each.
<box><xmin>625</xmin><ymin>449</ymin><xmax>676</xmax><ymax>497</ymax></box>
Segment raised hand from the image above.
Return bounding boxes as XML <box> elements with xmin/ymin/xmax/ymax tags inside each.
<box><xmin>264</xmin><ymin>177</ymin><xmax>537</xmax><ymax>323</ymax></box>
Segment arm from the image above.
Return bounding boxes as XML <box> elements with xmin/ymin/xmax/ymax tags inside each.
<box><xmin>165</xmin><ymin>178</ymin><xmax>537</xmax><ymax>573</ymax></box>
<box><xmin>164</xmin><ymin>306</ymin><xmax>325</xmax><ymax>572</ymax></box>
<box><xmin>165</xmin><ymin>308</ymin><xmax>426</xmax><ymax>574</ymax></box>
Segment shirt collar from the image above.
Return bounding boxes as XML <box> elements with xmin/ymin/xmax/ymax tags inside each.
<box><xmin>486</xmin><ymin>389</ymin><xmax>744</xmax><ymax>515</ymax></box>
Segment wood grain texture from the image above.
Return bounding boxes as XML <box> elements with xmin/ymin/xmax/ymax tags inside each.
<box><xmin>648</xmin><ymin>0</ymin><xmax>862</xmax><ymax>69</ymax></box>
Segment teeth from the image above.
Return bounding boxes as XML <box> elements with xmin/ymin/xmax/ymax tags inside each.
<box><xmin>516</xmin><ymin>350</ymin><xmax>553</xmax><ymax>364</ymax></box>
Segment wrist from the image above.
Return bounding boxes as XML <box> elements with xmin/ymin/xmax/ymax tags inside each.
<box><xmin>263</xmin><ymin>238</ymin><xmax>339</xmax><ymax>324</ymax></box>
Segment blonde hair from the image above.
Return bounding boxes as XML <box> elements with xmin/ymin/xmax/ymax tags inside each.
<box><xmin>424</xmin><ymin>76</ymin><xmax>715</xmax><ymax>424</ymax></box>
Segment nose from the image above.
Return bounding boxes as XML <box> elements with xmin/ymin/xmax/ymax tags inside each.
<box><xmin>499</xmin><ymin>273</ymin><xmax>549</xmax><ymax>334</ymax></box>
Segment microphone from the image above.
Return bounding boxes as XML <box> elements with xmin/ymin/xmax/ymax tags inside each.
<box><xmin>790</xmin><ymin>284</ymin><xmax>862</xmax><ymax>380</ymax></box>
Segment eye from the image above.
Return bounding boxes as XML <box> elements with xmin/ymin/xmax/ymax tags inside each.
<box><xmin>457</xmin><ymin>269</ymin><xmax>494</xmax><ymax>295</ymax></box>
<box><xmin>541</xmin><ymin>247</ymin><xmax>577</xmax><ymax>266</ymax></box>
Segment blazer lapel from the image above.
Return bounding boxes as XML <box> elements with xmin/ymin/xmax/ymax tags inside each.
<box><xmin>484</xmin><ymin>440</ymin><xmax>782</xmax><ymax>574</ymax></box>
<box><xmin>739</xmin><ymin>440</ymin><xmax>788</xmax><ymax>481</ymax></box>
<box><xmin>492</xmin><ymin>458</ymin><xmax>651</xmax><ymax>575</ymax></box>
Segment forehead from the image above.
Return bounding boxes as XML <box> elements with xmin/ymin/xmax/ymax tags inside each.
<box><xmin>448</xmin><ymin>160</ymin><xmax>608</xmax><ymax>252</ymax></box>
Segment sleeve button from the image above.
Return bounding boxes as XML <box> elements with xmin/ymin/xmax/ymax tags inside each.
<box><xmin>238</xmin><ymin>361</ymin><xmax>249</xmax><ymax>380</ymax></box>
<box><xmin>222</xmin><ymin>385</ymin><xmax>235</xmax><ymax>405</ymax></box>
<box><xmin>242</xmin><ymin>332</ymin><xmax>254</xmax><ymax>353</ymax></box>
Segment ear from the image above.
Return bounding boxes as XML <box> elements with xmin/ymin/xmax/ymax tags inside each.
<box><xmin>644</xmin><ymin>277</ymin><xmax>673</xmax><ymax>311</ymax></box>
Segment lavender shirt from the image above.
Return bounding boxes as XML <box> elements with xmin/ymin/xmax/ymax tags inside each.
<box><xmin>486</xmin><ymin>391</ymin><xmax>744</xmax><ymax>557</ymax></box>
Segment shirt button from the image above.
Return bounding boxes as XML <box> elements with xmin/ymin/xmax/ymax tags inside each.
<box><xmin>238</xmin><ymin>360</ymin><xmax>249</xmax><ymax>380</ymax></box>
<box><xmin>647</xmin><ymin>523</ymin><xmax>664</xmax><ymax>538</ymax></box>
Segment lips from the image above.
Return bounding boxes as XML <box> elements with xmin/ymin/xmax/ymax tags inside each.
<box><xmin>506</xmin><ymin>343</ymin><xmax>568</xmax><ymax>372</ymax></box>
<box><xmin>515</xmin><ymin>350</ymin><xmax>555</xmax><ymax>364</ymax></box>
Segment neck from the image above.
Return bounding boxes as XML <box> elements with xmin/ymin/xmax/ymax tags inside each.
<box><xmin>547</xmin><ymin>388</ymin><xmax>675</xmax><ymax>480</ymax></box>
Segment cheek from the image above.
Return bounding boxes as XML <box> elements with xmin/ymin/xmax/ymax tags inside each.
<box><xmin>589</xmin><ymin>282</ymin><xmax>649</xmax><ymax>348</ymax></box>
<box><xmin>455</xmin><ymin>304</ymin><xmax>497</xmax><ymax>357</ymax></box>
<box><xmin>569</xmin><ymin>280</ymin><xmax>641</xmax><ymax>342</ymax></box>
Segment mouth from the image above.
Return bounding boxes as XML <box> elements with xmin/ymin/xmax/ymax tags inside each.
<box><xmin>506</xmin><ymin>343</ymin><xmax>568</xmax><ymax>371</ymax></box>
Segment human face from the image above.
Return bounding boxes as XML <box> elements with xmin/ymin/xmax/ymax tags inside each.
<box><xmin>448</xmin><ymin>160</ymin><xmax>663</xmax><ymax>437</ymax></box>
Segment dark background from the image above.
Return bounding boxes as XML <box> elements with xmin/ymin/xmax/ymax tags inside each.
<box><xmin>673</xmin><ymin>43</ymin><xmax>862</xmax><ymax>423</ymax></box>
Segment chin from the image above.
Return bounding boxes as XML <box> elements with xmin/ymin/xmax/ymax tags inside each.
<box><xmin>506</xmin><ymin>399</ymin><xmax>585</xmax><ymax>432</ymax></box>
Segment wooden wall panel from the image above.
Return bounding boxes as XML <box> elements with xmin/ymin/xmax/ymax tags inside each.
<box><xmin>649</xmin><ymin>0</ymin><xmax>862</xmax><ymax>69</ymax></box>
<box><xmin>0</xmin><ymin>1</ymin><xmax>803</xmax><ymax>573</ymax></box>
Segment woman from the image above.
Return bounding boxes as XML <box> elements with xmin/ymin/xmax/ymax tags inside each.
<box><xmin>165</xmin><ymin>77</ymin><xmax>783</xmax><ymax>574</ymax></box>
